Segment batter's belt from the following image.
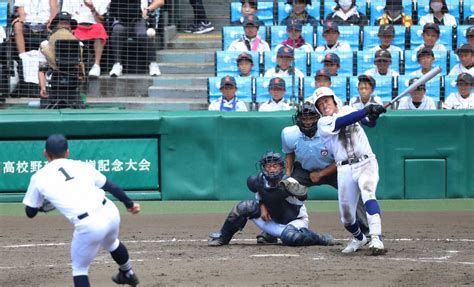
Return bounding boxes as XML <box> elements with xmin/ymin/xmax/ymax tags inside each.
<box><xmin>337</xmin><ymin>155</ymin><xmax>369</xmax><ymax>166</ymax></box>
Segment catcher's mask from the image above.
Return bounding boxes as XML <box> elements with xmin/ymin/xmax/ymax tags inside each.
<box><xmin>259</xmin><ymin>151</ymin><xmax>285</xmax><ymax>183</ymax></box>
<box><xmin>293</xmin><ymin>102</ymin><xmax>320</xmax><ymax>138</ymax></box>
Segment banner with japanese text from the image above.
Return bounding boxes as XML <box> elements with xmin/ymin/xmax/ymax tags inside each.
<box><xmin>0</xmin><ymin>138</ymin><xmax>159</xmax><ymax>192</ymax></box>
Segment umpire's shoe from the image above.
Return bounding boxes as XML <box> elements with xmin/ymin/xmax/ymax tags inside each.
<box><xmin>112</xmin><ymin>270</ymin><xmax>140</xmax><ymax>286</ymax></box>
<box><xmin>256</xmin><ymin>232</ymin><xmax>278</xmax><ymax>244</ymax></box>
<box><xmin>341</xmin><ymin>234</ymin><xmax>368</xmax><ymax>254</ymax></box>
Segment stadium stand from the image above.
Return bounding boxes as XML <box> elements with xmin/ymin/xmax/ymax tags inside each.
<box><xmin>323</xmin><ymin>0</ymin><xmax>368</xmax><ymax>20</ymax></box>
<box><xmin>316</xmin><ymin>25</ymin><xmax>361</xmax><ymax>50</ymax></box>
<box><xmin>369</xmin><ymin>0</ymin><xmax>413</xmax><ymax>25</ymax></box>
<box><xmin>310</xmin><ymin>51</ymin><xmax>354</xmax><ymax>76</ymax></box>
<box><xmin>215</xmin><ymin>50</ymin><xmax>260</xmax><ymax>77</ymax></box>
<box><xmin>357</xmin><ymin>50</ymin><xmax>401</xmax><ymax>75</ymax></box>
<box><xmin>255</xmin><ymin>76</ymin><xmax>300</xmax><ymax>104</ymax></box>
<box><xmin>410</xmin><ymin>24</ymin><xmax>453</xmax><ymax>50</ymax></box>
<box><xmin>362</xmin><ymin>25</ymin><xmax>406</xmax><ymax>50</ymax></box>
<box><xmin>263</xmin><ymin>50</ymin><xmax>308</xmax><ymax>76</ymax></box>
<box><xmin>404</xmin><ymin>50</ymin><xmax>448</xmax><ymax>75</ymax></box>
<box><xmin>222</xmin><ymin>25</ymin><xmax>267</xmax><ymax>50</ymax></box>
<box><xmin>230</xmin><ymin>1</ymin><xmax>274</xmax><ymax>26</ymax></box>
<box><xmin>349</xmin><ymin>75</ymin><xmax>394</xmax><ymax>103</ymax></box>
<box><xmin>303</xmin><ymin>75</ymin><xmax>348</xmax><ymax>103</ymax></box>
<box><xmin>277</xmin><ymin>0</ymin><xmax>320</xmax><ymax>25</ymax></box>
<box><xmin>208</xmin><ymin>76</ymin><xmax>253</xmax><ymax>103</ymax></box>
<box><xmin>270</xmin><ymin>25</ymin><xmax>314</xmax><ymax>50</ymax></box>
<box><xmin>397</xmin><ymin>74</ymin><xmax>442</xmax><ymax>103</ymax></box>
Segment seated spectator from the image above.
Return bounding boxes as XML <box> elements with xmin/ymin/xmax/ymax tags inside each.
<box><xmin>397</xmin><ymin>77</ymin><xmax>436</xmax><ymax>110</ymax></box>
<box><xmin>414</xmin><ymin>23</ymin><xmax>447</xmax><ymax>52</ymax></box>
<box><xmin>236</xmin><ymin>52</ymin><xmax>254</xmax><ymax>77</ymax></box>
<box><xmin>375</xmin><ymin>0</ymin><xmax>412</xmax><ymax>28</ymax></box>
<box><xmin>228</xmin><ymin>15</ymin><xmax>270</xmax><ymax>52</ymax></box>
<box><xmin>315</xmin><ymin>21</ymin><xmax>351</xmax><ymax>52</ymax></box>
<box><xmin>275</xmin><ymin>19</ymin><xmax>313</xmax><ymax>53</ymax></box>
<box><xmin>264</xmin><ymin>46</ymin><xmax>305</xmax><ymax>78</ymax></box>
<box><xmin>258</xmin><ymin>77</ymin><xmax>292</xmax><ymax>111</ymax></box>
<box><xmin>410</xmin><ymin>47</ymin><xmax>435</xmax><ymax>76</ymax></box>
<box><xmin>370</xmin><ymin>24</ymin><xmax>403</xmax><ymax>55</ymax></box>
<box><xmin>307</xmin><ymin>68</ymin><xmax>343</xmax><ymax>106</ymax></box>
<box><xmin>321</xmin><ymin>53</ymin><xmax>341</xmax><ymax>76</ymax></box>
<box><xmin>443</xmin><ymin>73</ymin><xmax>474</xmax><ymax>109</ymax></box>
<box><xmin>108</xmin><ymin>0</ymin><xmax>164</xmax><ymax>77</ymax></box>
<box><xmin>466</xmin><ymin>16</ymin><xmax>474</xmax><ymax>25</ymax></box>
<box><xmin>232</xmin><ymin>0</ymin><xmax>263</xmax><ymax>26</ymax></box>
<box><xmin>467</xmin><ymin>27</ymin><xmax>474</xmax><ymax>48</ymax></box>
<box><xmin>448</xmin><ymin>44</ymin><xmax>473</xmax><ymax>76</ymax></box>
<box><xmin>280</xmin><ymin>0</ymin><xmax>318</xmax><ymax>27</ymax></box>
<box><xmin>349</xmin><ymin>74</ymin><xmax>382</xmax><ymax>110</ymax></box>
<box><xmin>365</xmin><ymin>50</ymin><xmax>399</xmax><ymax>77</ymax></box>
<box><xmin>61</xmin><ymin>0</ymin><xmax>110</xmax><ymax>77</ymax></box>
<box><xmin>324</xmin><ymin>0</ymin><xmax>368</xmax><ymax>26</ymax></box>
<box><xmin>419</xmin><ymin>0</ymin><xmax>457</xmax><ymax>27</ymax></box>
<box><xmin>208</xmin><ymin>75</ymin><xmax>248</xmax><ymax>111</ymax></box>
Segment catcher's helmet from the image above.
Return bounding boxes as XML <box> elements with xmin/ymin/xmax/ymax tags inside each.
<box><xmin>259</xmin><ymin>151</ymin><xmax>285</xmax><ymax>182</ymax></box>
<box><xmin>293</xmin><ymin>102</ymin><xmax>320</xmax><ymax>138</ymax></box>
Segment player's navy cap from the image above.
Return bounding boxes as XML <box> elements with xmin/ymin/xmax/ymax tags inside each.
<box><xmin>455</xmin><ymin>44</ymin><xmax>473</xmax><ymax>55</ymax></box>
<box><xmin>243</xmin><ymin>14</ymin><xmax>260</xmax><ymax>27</ymax></box>
<box><xmin>378</xmin><ymin>24</ymin><xmax>395</xmax><ymax>37</ymax></box>
<box><xmin>286</xmin><ymin>19</ymin><xmax>303</xmax><ymax>31</ymax></box>
<box><xmin>269</xmin><ymin>77</ymin><xmax>286</xmax><ymax>89</ymax></box>
<box><xmin>467</xmin><ymin>26</ymin><xmax>474</xmax><ymax>37</ymax></box>
<box><xmin>323</xmin><ymin>21</ymin><xmax>339</xmax><ymax>33</ymax></box>
<box><xmin>374</xmin><ymin>49</ymin><xmax>392</xmax><ymax>61</ymax></box>
<box><xmin>456</xmin><ymin>72</ymin><xmax>473</xmax><ymax>85</ymax></box>
<box><xmin>45</xmin><ymin>134</ymin><xmax>68</xmax><ymax>154</ymax></box>
<box><xmin>315</xmin><ymin>68</ymin><xmax>332</xmax><ymax>80</ymax></box>
<box><xmin>417</xmin><ymin>47</ymin><xmax>434</xmax><ymax>59</ymax></box>
<box><xmin>220</xmin><ymin>75</ymin><xmax>237</xmax><ymax>88</ymax></box>
<box><xmin>423</xmin><ymin>23</ymin><xmax>440</xmax><ymax>34</ymax></box>
<box><xmin>277</xmin><ymin>45</ymin><xmax>294</xmax><ymax>57</ymax></box>
<box><xmin>321</xmin><ymin>53</ymin><xmax>340</xmax><ymax>65</ymax></box>
<box><xmin>236</xmin><ymin>52</ymin><xmax>253</xmax><ymax>63</ymax></box>
<box><xmin>358</xmin><ymin>74</ymin><xmax>376</xmax><ymax>89</ymax></box>
<box><xmin>408</xmin><ymin>77</ymin><xmax>426</xmax><ymax>89</ymax></box>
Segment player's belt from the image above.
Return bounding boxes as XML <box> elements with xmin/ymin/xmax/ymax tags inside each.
<box><xmin>339</xmin><ymin>155</ymin><xmax>369</xmax><ymax>166</ymax></box>
<box><xmin>77</xmin><ymin>198</ymin><xmax>107</xmax><ymax>220</ymax></box>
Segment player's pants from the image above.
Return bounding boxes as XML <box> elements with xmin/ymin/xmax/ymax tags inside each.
<box><xmin>71</xmin><ymin>199</ymin><xmax>121</xmax><ymax>276</ymax></box>
<box><xmin>252</xmin><ymin>205</ymin><xmax>309</xmax><ymax>238</ymax></box>
<box><xmin>337</xmin><ymin>157</ymin><xmax>382</xmax><ymax>236</ymax></box>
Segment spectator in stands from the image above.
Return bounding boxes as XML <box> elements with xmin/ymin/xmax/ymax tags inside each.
<box><xmin>208</xmin><ymin>75</ymin><xmax>248</xmax><ymax>112</ymax></box>
<box><xmin>232</xmin><ymin>0</ymin><xmax>263</xmax><ymax>26</ymax></box>
<box><xmin>374</xmin><ymin>0</ymin><xmax>413</xmax><ymax>28</ymax></box>
<box><xmin>448</xmin><ymin>44</ymin><xmax>473</xmax><ymax>76</ymax></box>
<box><xmin>467</xmin><ymin>27</ymin><xmax>474</xmax><ymax>48</ymax></box>
<box><xmin>236</xmin><ymin>52</ymin><xmax>254</xmax><ymax>77</ymax></box>
<box><xmin>443</xmin><ymin>73</ymin><xmax>474</xmax><ymax>109</ymax></box>
<box><xmin>315</xmin><ymin>21</ymin><xmax>351</xmax><ymax>52</ymax></box>
<box><xmin>183</xmin><ymin>0</ymin><xmax>214</xmax><ymax>34</ymax></box>
<box><xmin>61</xmin><ymin>0</ymin><xmax>110</xmax><ymax>78</ymax></box>
<box><xmin>466</xmin><ymin>16</ymin><xmax>474</xmax><ymax>25</ymax></box>
<box><xmin>324</xmin><ymin>0</ymin><xmax>368</xmax><ymax>26</ymax></box>
<box><xmin>275</xmin><ymin>19</ymin><xmax>313</xmax><ymax>53</ymax></box>
<box><xmin>410</xmin><ymin>47</ymin><xmax>435</xmax><ymax>76</ymax></box>
<box><xmin>419</xmin><ymin>0</ymin><xmax>457</xmax><ymax>27</ymax></box>
<box><xmin>364</xmin><ymin>50</ymin><xmax>399</xmax><ymax>77</ymax></box>
<box><xmin>349</xmin><ymin>75</ymin><xmax>382</xmax><ymax>110</ymax></box>
<box><xmin>321</xmin><ymin>53</ymin><xmax>341</xmax><ymax>76</ymax></box>
<box><xmin>306</xmin><ymin>68</ymin><xmax>344</xmax><ymax>106</ymax></box>
<box><xmin>228</xmin><ymin>15</ymin><xmax>270</xmax><ymax>52</ymax></box>
<box><xmin>258</xmin><ymin>77</ymin><xmax>292</xmax><ymax>111</ymax></box>
<box><xmin>280</xmin><ymin>0</ymin><xmax>318</xmax><ymax>27</ymax></box>
<box><xmin>264</xmin><ymin>46</ymin><xmax>305</xmax><ymax>78</ymax></box>
<box><xmin>370</xmin><ymin>25</ymin><xmax>403</xmax><ymax>55</ymax></box>
<box><xmin>397</xmin><ymin>77</ymin><xmax>436</xmax><ymax>110</ymax></box>
<box><xmin>108</xmin><ymin>0</ymin><xmax>164</xmax><ymax>77</ymax></box>
<box><xmin>414</xmin><ymin>23</ymin><xmax>446</xmax><ymax>52</ymax></box>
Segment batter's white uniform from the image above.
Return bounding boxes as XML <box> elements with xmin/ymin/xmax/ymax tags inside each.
<box><xmin>23</xmin><ymin>158</ymin><xmax>122</xmax><ymax>276</ymax></box>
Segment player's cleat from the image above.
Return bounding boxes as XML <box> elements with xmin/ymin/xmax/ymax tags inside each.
<box><xmin>369</xmin><ymin>236</ymin><xmax>385</xmax><ymax>256</ymax></box>
<box><xmin>208</xmin><ymin>236</ymin><xmax>230</xmax><ymax>246</ymax></box>
<box><xmin>256</xmin><ymin>232</ymin><xmax>278</xmax><ymax>244</ymax></box>
<box><xmin>149</xmin><ymin>62</ymin><xmax>161</xmax><ymax>76</ymax></box>
<box><xmin>88</xmin><ymin>64</ymin><xmax>101</xmax><ymax>78</ymax></box>
<box><xmin>341</xmin><ymin>234</ymin><xmax>368</xmax><ymax>254</ymax></box>
<box><xmin>109</xmin><ymin>63</ymin><xmax>123</xmax><ymax>77</ymax></box>
<box><xmin>112</xmin><ymin>270</ymin><xmax>139</xmax><ymax>286</ymax></box>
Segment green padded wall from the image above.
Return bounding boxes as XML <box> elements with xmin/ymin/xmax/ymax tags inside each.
<box><xmin>404</xmin><ymin>159</ymin><xmax>446</xmax><ymax>199</ymax></box>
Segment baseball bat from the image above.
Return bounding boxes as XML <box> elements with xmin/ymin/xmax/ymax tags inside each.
<box><xmin>384</xmin><ymin>66</ymin><xmax>442</xmax><ymax>108</ymax></box>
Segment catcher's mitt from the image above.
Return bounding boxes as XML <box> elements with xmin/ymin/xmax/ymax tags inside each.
<box><xmin>280</xmin><ymin>177</ymin><xmax>308</xmax><ymax>197</ymax></box>
<box><xmin>38</xmin><ymin>199</ymin><xmax>56</xmax><ymax>213</ymax></box>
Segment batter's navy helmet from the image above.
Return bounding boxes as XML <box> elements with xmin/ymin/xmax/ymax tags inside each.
<box><xmin>293</xmin><ymin>102</ymin><xmax>320</xmax><ymax>138</ymax></box>
<box><xmin>259</xmin><ymin>151</ymin><xmax>285</xmax><ymax>182</ymax></box>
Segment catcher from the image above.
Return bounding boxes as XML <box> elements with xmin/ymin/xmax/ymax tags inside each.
<box><xmin>208</xmin><ymin>151</ymin><xmax>334</xmax><ymax>247</ymax></box>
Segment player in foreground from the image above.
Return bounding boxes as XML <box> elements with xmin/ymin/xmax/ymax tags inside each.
<box><xmin>313</xmin><ymin>87</ymin><xmax>387</xmax><ymax>255</ymax></box>
<box><xmin>208</xmin><ymin>151</ymin><xmax>334</xmax><ymax>247</ymax></box>
<box><xmin>22</xmin><ymin>134</ymin><xmax>141</xmax><ymax>287</ymax></box>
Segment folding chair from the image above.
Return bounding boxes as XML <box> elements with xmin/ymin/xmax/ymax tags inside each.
<box><xmin>222</xmin><ymin>26</ymin><xmax>267</xmax><ymax>50</ymax></box>
<box><xmin>263</xmin><ymin>50</ymin><xmax>308</xmax><ymax>76</ymax></box>
<box><xmin>349</xmin><ymin>75</ymin><xmax>394</xmax><ymax>102</ymax></box>
<box><xmin>357</xmin><ymin>50</ymin><xmax>401</xmax><ymax>75</ymax></box>
<box><xmin>362</xmin><ymin>25</ymin><xmax>406</xmax><ymax>50</ymax></box>
<box><xmin>370</xmin><ymin>0</ymin><xmax>413</xmax><ymax>25</ymax></box>
<box><xmin>409</xmin><ymin>25</ymin><xmax>453</xmax><ymax>50</ymax></box>
<box><xmin>215</xmin><ymin>51</ymin><xmax>260</xmax><ymax>77</ymax></box>
<box><xmin>255</xmin><ymin>76</ymin><xmax>300</xmax><ymax>103</ymax></box>
<box><xmin>278</xmin><ymin>0</ymin><xmax>320</xmax><ymax>25</ymax></box>
<box><xmin>316</xmin><ymin>25</ymin><xmax>360</xmax><ymax>51</ymax></box>
<box><xmin>270</xmin><ymin>25</ymin><xmax>314</xmax><ymax>50</ymax></box>
<box><xmin>208</xmin><ymin>76</ymin><xmax>254</xmax><ymax>103</ymax></box>
<box><xmin>404</xmin><ymin>50</ymin><xmax>448</xmax><ymax>75</ymax></box>
<box><xmin>310</xmin><ymin>51</ymin><xmax>354</xmax><ymax>76</ymax></box>
<box><xmin>230</xmin><ymin>1</ymin><xmax>274</xmax><ymax>26</ymax></box>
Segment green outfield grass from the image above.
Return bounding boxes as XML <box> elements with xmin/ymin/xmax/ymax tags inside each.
<box><xmin>0</xmin><ymin>199</ymin><xmax>472</xmax><ymax>216</ymax></box>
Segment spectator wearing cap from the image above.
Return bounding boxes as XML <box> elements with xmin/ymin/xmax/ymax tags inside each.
<box><xmin>324</xmin><ymin>0</ymin><xmax>368</xmax><ymax>26</ymax></box>
<box><xmin>370</xmin><ymin>25</ymin><xmax>403</xmax><ymax>55</ymax></box>
<box><xmin>315</xmin><ymin>21</ymin><xmax>351</xmax><ymax>52</ymax></box>
<box><xmin>228</xmin><ymin>15</ymin><xmax>270</xmax><ymax>52</ymax></box>
<box><xmin>208</xmin><ymin>76</ymin><xmax>248</xmax><ymax>112</ymax></box>
<box><xmin>466</xmin><ymin>14</ymin><xmax>474</xmax><ymax>25</ymax></box>
<box><xmin>321</xmin><ymin>53</ymin><xmax>341</xmax><ymax>76</ymax></box>
<box><xmin>414</xmin><ymin>23</ymin><xmax>447</xmax><ymax>52</ymax></box>
<box><xmin>419</xmin><ymin>0</ymin><xmax>457</xmax><ymax>27</ymax></box>
<box><xmin>443</xmin><ymin>73</ymin><xmax>474</xmax><ymax>109</ymax></box>
<box><xmin>365</xmin><ymin>50</ymin><xmax>399</xmax><ymax>77</ymax></box>
<box><xmin>306</xmin><ymin>68</ymin><xmax>344</xmax><ymax>106</ymax></box>
<box><xmin>448</xmin><ymin>44</ymin><xmax>473</xmax><ymax>76</ymax></box>
<box><xmin>280</xmin><ymin>0</ymin><xmax>318</xmax><ymax>27</ymax></box>
<box><xmin>467</xmin><ymin>27</ymin><xmax>474</xmax><ymax>48</ymax></box>
<box><xmin>275</xmin><ymin>19</ymin><xmax>313</xmax><ymax>53</ymax></box>
<box><xmin>232</xmin><ymin>0</ymin><xmax>263</xmax><ymax>26</ymax></box>
<box><xmin>349</xmin><ymin>75</ymin><xmax>382</xmax><ymax>110</ymax></box>
<box><xmin>236</xmin><ymin>52</ymin><xmax>254</xmax><ymax>77</ymax></box>
<box><xmin>264</xmin><ymin>46</ymin><xmax>305</xmax><ymax>78</ymax></box>
<box><xmin>410</xmin><ymin>47</ymin><xmax>435</xmax><ymax>76</ymax></box>
<box><xmin>258</xmin><ymin>77</ymin><xmax>292</xmax><ymax>112</ymax></box>
<box><xmin>397</xmin><ymin>77</ymin><xmax>437</xmax><ymax>110</ymax></box>
<box><xmin>375</xmin><ymin>0</ymin><xmax>413</xmax><ymax>28</ymax></box>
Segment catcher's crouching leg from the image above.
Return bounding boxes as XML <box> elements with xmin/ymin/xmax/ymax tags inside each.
<box><xmin>280</xmin><ymin>225</ymin><xmax>334</xmax><ymax>246</ymax></box>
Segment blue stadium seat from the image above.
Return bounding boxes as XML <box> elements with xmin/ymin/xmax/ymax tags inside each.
<box><xmin>448</xmin><ymin>50</ymin><xmax>461</xmax><ymax>74</ymax></box>
<box><xmin>303</xmin><ymin>76</ymin><xmax>348</xmax><ymax>103</ymax></box>
<box><xmin>443</xmin><ymin>75</ymin><xmax>459</xmax><ymax>98</ymax></box>
<box><xmin>270</xmin><ymin>25</ymin><xmax>314</xmax><ymax>50</ymax></box>
<box><xmin>323</xmin><ymin>0</ymin><xmax>367</xmax><ymax>20</ymax></box>
<box><xmin>409</xmin><ymin>25</ymin><xmax>453</xmax><ymax>50</ymax></box>
<box><xmin>310</xmin><ymin>51</ymin><xmax>354</xmax><ymax>76</ymax></box>
<box><xmin>404</xmin><ymin>50</ymin><xmax>448</xmax><ymax>75</ymax></box>
<box><xmin>222</xmin><ymin>26</ymin><xmax>267</xmax><ymax>50</ymax></box>
<box><xmin>230</xmin><ymin>1</ymin><xmax>274</xmax><ymax>26</ymax></box>
<box><xmin>362</xmin><ymin>25</ymin><xmax>406</xmax><ymax>50</ymax></box>
<box><xmin>316</xmin><ymin>25</ymin><xmax>360</xmax><ymax>50</ymax></box>
<box><xmin>417</xmin><ymin>0</ymin><xmax>460</xmax><ymax>21</ymax></box>
<box><xmin>0</xmin><ymin>2</ymin><xmax>8</xmax><ymax>27</ymax></box>
<box><xmin>255</xmin><ymin>76</ymin><xmax>300</xmax><ymax>103</ymax></box>
<box><xmin>397</xmin><ymin>75</ymin><xmax>441</xmax><ymax>102</ymax></box>
<box><xmin>370</xmin><ymin>0</ymin><xmax>413</xmax><ymax>25</ymax></box>
<box><xmin>208</xmin><ymin>76</ymin><xmax>254</xmax><ymax>103</ymax></box>
<box><xmin>349</xmin><ymin>75</ymin><xmax>394</xmax><ymax>102</ymax></box>
<box><xmin>215</xmin><ymin>51</ymin><xmax>260</xmax><ymax>77</ymax></box>
<box><xmin>457</xmin><ymin>25</ymin><xmax>471</xmax><ymax>48</ymax></box>
<box><xmin>264</xmin><ymin>50</ymin><xmax>308</xmax><ymax>76</ymax></box>
<box><xmin>357</xmin><ymin>50</ymin><xmax>401</xmax><ymax>75</ymax></box>
<box><xmin>278</xmin><ymin>0</ymin><xmax>320</xmax><ymax>25</ymax></box>
<box><xmin>463</xmin><ymin>0</ymin><xmax>474</xmax><ymax>23</ymax></box>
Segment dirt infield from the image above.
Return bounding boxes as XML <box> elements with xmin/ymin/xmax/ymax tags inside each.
<box><xmin>0</xmin><ymin>211</ymin><xmax>473</xmax><ymax>286</ymax></box>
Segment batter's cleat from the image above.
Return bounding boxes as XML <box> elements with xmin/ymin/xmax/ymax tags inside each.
<box><xmin>341</xmin><ymin>234</ymin><xmax>368</xmax><ymax>254</ymax></box>
<box><xmin>208</xmin><ymin>236</ymin><xmax>230</xmax><ymax>246</ymax></box>
<box><xmin>256</xmin><ymin>232</ymin><xmax>278</xmax><ymax>244</ymax></box>
<box><xmin>112</xmin><ymin>270</ymin><xmax>139</xmax><ymax>286</ymax></box>
<box><xmin>369</xmin><ymin>236</ymin><xmax>385</xmax><ymax>256</ymax></box>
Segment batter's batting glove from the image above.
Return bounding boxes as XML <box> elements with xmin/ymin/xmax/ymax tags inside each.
<box><xmin>364</xmin><ymin>104</ymin><xmax>387</xmax><ymax>116</ymax></box>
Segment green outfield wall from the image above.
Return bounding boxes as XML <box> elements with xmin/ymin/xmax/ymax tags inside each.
<box><xmin>0</xmin><ymin>109</ymin><xmax>472</xmax><ymax>201</ymax></box>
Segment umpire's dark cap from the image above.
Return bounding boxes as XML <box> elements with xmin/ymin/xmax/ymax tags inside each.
<box><xmin>237</xmin><ymin>52</ymin><xmax>253</xmax><ymax>63</ymax></box>
<box><xmin>417</xmin><ymin>47</ymin><xmax>434</xmax><ymax>59</ymax></box>
<box><xmin>243</xmin><ymin>14</ymin><xmax>261</xmax><ymax>27</ymax></box>
<box><xmin>456</xmin><ymin>73</ymin><xmax>473</xmax><ymax>85</ymax></box>
<box><xmin>220</xmin><ymin>75</ymin><xmax>237</xmax><ymax>88</ymax></box>
<box><xmin>455</xmin><ymin>44</ymin><xmax>473</xmax><ymax>55</ymax></box>
<box><xmin>358</xmin><ymin>74</ymin><xmax>376</xmax><ymax>89</ymax></box>
<box><xmin>423</xmin><ymin>23</ymin><xmax>440</xmax><ymax>34</ymax></box>
<box><xmin>378</xmin><ymin>25</ymin><xmax>395</xmax><ymax>37</ymax></box>
<box><xmin>45</xmin><ymin>134</ymin><xmax>68</xmax><ymax>154</ymax></box>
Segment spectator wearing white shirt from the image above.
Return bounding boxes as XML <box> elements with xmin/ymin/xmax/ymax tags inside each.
<box><xmin>264</xmin><ymin>46</ymin><xmax>305</xmax><ymax>79</ymax></box>
<box><xmin>315</xmin><ymin>21</ymin><xmax>351</xmax><ymax>53</ymax></box>
<box><xmin>349</xmin><ymin>75</ymin><xmax>382</xmax><ymax>110</ymax></box>
<box><xmin>208</xmin><ymin>76</ymin><xmax>248</xmax><ymax>112</ymax></box>
<box><xmin>228</xmin><ymin>15</ymin><xmax>270</xmax><ymax>52</ymax></box>
<box><xmin>448</xmin><ymin>44</ymin><xmax>473</xmax><ymax>76</ymax></box>
<box><xmin>414</xmin><ymin>23</ymin><xmax>447</xmax><ymax>52</ymax></box>
<box><xmin>443</xmin><ymin>73</ymin><xmax>474</xmax><ymax>109</ymax></box>
<box><xmin>370</xmin><ymin>25</ymin><xmax>403</xmax><ymax>56</ymax></box>
<box><xmin>409</xmin><ymin>47</ymin><xmax>435</xmax><ymax>77</ymax></box>
<box><xmin>397</xmin><ymin>77</ymin><xmax>437</xmax><ymax>110</ymax></box>
<box><xmin>365</xmin><ymin>50</ymin><xmax>399</xmax><ymax>77</ymax></box>
<box><xmin>275</xmin><ymin>19</ymin><xmax>313</xmax><ymax>53</ymax></box>
<box><xmin>419</xmin><ymin>0</ymin><xmax>457</xmax><ymax>27</ymax></box>
<box><xmin>259</xmin><ymin>77</ymin><xmax>292</xmax><ymax>112</ymax></box>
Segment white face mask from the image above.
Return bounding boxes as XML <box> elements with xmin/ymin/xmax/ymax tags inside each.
<box><xmin>339</xmin><ymin>0</ymin><xmax>352</xmax><ymax>11</ymax></box>
<box><xmin>430</xmin><ymin>2</ymin><xmax>443</xmax><ymax>13</ymax></box>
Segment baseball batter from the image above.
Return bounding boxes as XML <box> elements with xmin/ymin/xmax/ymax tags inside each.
<box><xmin>313</xmin><ymin>87</ymin><xmax>387</xmax><ymax>255</ymax></box>
<box><xmin>22</xmin><ymin>134</ymin><xmax>141</xmax><ymax>287</ymax></box>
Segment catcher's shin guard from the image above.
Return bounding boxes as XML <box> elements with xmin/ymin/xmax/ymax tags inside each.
<box><xmin>281</xmin><ymin>225</ymin><xmax>333</xmax><ymax>246</ymax></box>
